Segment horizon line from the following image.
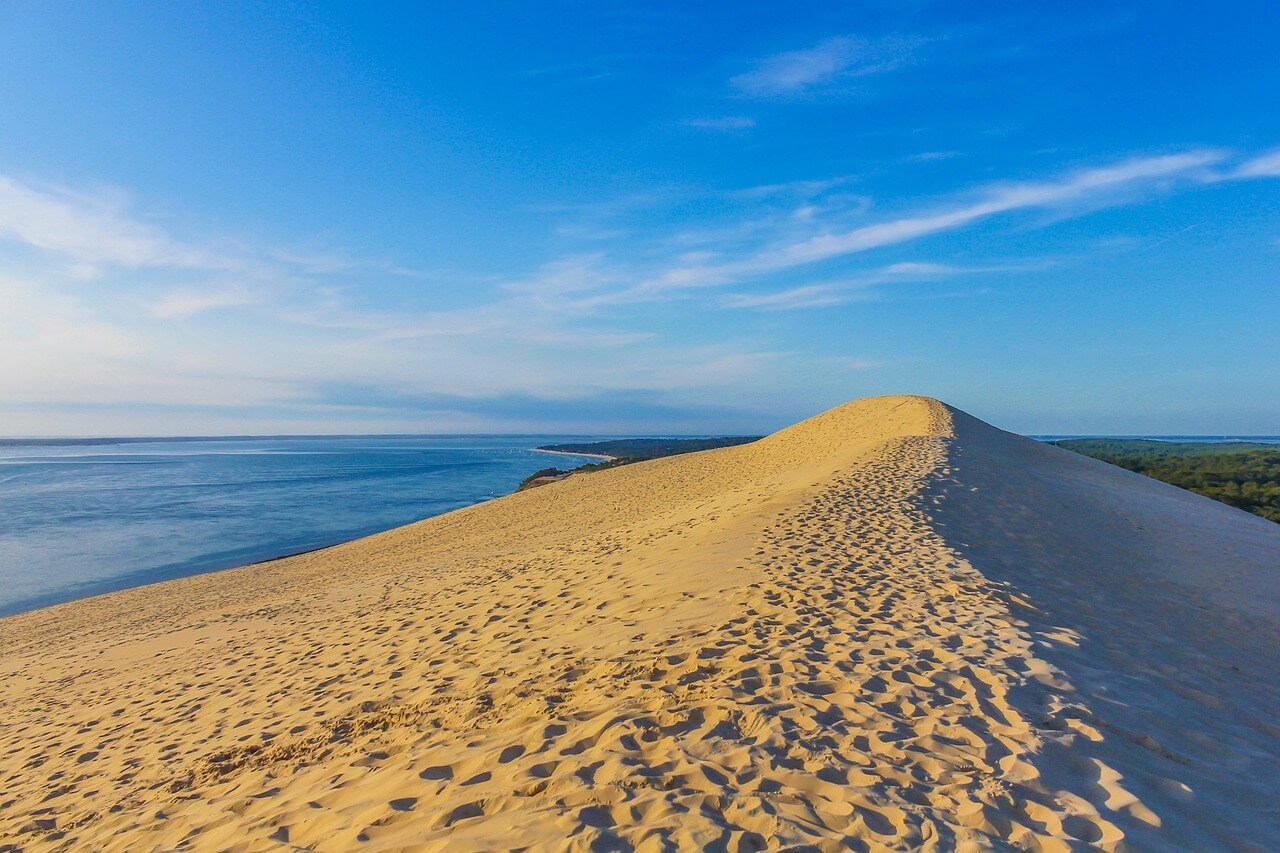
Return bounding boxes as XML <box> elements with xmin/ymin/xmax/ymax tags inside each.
<box><xmin>3</xmin><ymin>431</ymin><xmax>1279</xmax><ymax>445</ymax></box>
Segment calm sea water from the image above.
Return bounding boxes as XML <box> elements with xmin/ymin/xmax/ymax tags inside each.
<box><xmin>4</xmin><ymin>432</ymin><xmax>1277</xmax><ymax>618</ymax></box>
<box><xmin>0</xmin><ymin>435</ymin><xmax>603</xmax><ymax>616</ymax></box>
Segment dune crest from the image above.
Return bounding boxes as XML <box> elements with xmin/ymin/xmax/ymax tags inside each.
<box><xmin>2</xmin><ymin>395</ymin><xmax>1277</xmax><ymax>850</ymax></box>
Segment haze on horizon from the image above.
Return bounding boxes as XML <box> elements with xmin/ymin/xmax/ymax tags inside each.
<box><xmin>1</xmin><ymin>2</ymin><xmax>1277</xmax><ymax>437</ymax></box>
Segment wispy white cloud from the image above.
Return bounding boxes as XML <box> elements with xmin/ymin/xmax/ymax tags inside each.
<box><xmin>730</xmin><ymin>174</ymin><xmax>862</xmax><ymax>200</ymax></box>
<box><xmin>906</xmin><ymin>151</ymin><xmax>958</xmax><ymax>163</ymax></box>
<box><xmin>725</xmin><ymin>284</ymin><xmax>856</xmax><ymax>310</ymax></box>
<box><xmin>748</xmin><ymin>151</ymin><xmax>1223</xmax><ymax>269</ymax></box>
<box><xmin>630</xmin><ymin>150</ymin><xmax>1227</xmax><ymax>299</ymax></box>
<box><xmin>1233</xmin><ymin>150</ymin><xmax>1280</xmax><ymax>178</ymax></box>
<box><xmin>882</xmin><ymin>261</ymin><xmax>966</xmax><ymax>276</ymax></box>
<box><xmin>723</xmin><ymin>261</ymin><xmax>1017</xmax><ymax>311</ymax></box>
<box><xmin>731</xmin><ymin>35</ymin><xmax>922</xmax><ymax>97</ymax></box>
<box><xmin>515</xmin><ymin>153</ymin><xmax>1203</xmax><ymax>312</ymax></box>
<box><xmin>685</xmin><ymin>116</ymin><xmax>756</xmax><ymax>131</ymax></box>
<box><xmin>0</xmin><ymin>175</ymin><xmax>414</xmax><ymax>284</ymax></box>
<box><xmin>0</xmin><ymin>176</ymin><xmax>225</xmax><ymax>270</ymax></box>
<box><xmin>150</xmin><ymin>286</ymin><xmax>260</xmax><ymax>319</ymax></box>
<box><xmin>501</xmin><ymin>254</ymin><xmax>620</xmax><ymax>300</ymax></box>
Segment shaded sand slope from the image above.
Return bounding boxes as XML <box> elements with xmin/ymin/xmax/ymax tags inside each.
<box><xmin>924</xmin><ymin>412</ymin><xmax>1280</xmax><ymax>848</ymax></box>
<box><xmin>1</xmin><ymin>396</ymin><xmax>1276</xmax><ymax>851</ymax></box>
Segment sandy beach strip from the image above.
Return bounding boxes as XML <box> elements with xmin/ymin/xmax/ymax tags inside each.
<box><xmin>530</xmin><ymin>447</ymin><xmax>617</xmax><ymax>461</ymax></box>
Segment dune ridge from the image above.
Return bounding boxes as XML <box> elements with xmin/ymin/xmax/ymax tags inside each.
<box><xmin>1</xmin><ymin>395</ymin><xmax>1277</xmax><ymax>851</ymax></box>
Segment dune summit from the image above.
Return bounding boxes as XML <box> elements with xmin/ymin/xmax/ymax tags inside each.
<box><xmin>1</xmin><ymin>395</ymin><xmax>1277</xmax><ymax>851</ymax></box>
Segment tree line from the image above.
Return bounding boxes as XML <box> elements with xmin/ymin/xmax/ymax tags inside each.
<box><xmin>1054</xmin><ymin>439</ymin><xmax>1280</xmax><ymax>523</ymax></box>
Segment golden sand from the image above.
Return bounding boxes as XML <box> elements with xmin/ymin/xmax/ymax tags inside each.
<box><xmin>2</xmin><ymin>396</ymin><xmax>1277</xmax><ymax>850</ymax></box>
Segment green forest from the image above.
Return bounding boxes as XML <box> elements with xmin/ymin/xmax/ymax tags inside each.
<box><xmin>1052</xmin><ymin>439</ymin><xmax>1280</xmax><ymax>523</ymax></box>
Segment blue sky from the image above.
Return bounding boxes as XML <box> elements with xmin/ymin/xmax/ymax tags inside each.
<box><xmin>1</xmin><ymin>2</ymin><xmax>1278</xmax><ymax>435</ymax></box>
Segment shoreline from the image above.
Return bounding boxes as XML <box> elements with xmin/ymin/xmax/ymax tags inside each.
<box><xmin>531</xmin><ymin>447</ymin><xmax>617</xmax><ymax>462</ymax></box>
<box><xmin>1</xmin><ymin>453</ymin><xmax>595</xmax><ymax>619</ymax></box>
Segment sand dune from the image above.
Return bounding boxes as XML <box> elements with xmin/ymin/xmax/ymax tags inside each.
<box><xmin>1</xmin><ymin>395</ymin><xmax>1277</xmax><ymax>851</ymax></box>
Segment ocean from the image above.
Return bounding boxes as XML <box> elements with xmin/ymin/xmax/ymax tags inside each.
<box><xmin>3</xmin><ymin>432</ymin><xmax>1277</xmax><ymax>617</ymax></box>
<box><xmin>0</xmin><ymin>435</ymin><xmax>603</xmax><ymax>616</ymax></box>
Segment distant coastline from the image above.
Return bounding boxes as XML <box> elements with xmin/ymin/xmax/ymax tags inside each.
<box><xmin>532</xmin><ymin>448</ymin><xmax>617</xmax><ymax>461</ymax></box>
<box><xmin>536</xmin><ymin>436</ymin><xmax>761</xmax><ymax>459</ymax></box>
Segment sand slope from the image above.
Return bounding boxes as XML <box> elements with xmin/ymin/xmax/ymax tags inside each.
<box><xmin>1</xmin><ymin>395</ymin><xmax>1277</xmax><ymax>851</ymax></box>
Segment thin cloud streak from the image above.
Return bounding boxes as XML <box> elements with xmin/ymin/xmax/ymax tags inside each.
<box><xmin>730</xmin><ymin>175</ymin><xmax>862</xmax><ymax>200</ymax></box>
<box><xmin>739</xmin><ymin>152</ymin><xmax>1225</xmax><ymax>272</ymax></box>
<box><xmin>620</xmin><ymin>150</ymin><xmax>1229</xmax><ymax>302</ymax></box>
<box><xmin>725</xmin><ymin>284</ymin><xmax>857</xmax><ymax>310</ymax></box>
<box><xmin>1234</xmin><ymin>150</ymin><xmax>1280</xmax><ymax>177</ymax></box>
<box><xmin>685</xmin><ymin>116</ymin><xmax>756</xmax><ymax>131</ymax></box>
<box><xmin>0</xmin><ymin>174</ymin><xmax>418</xmax><ymax>285</ymax></box>
<box><xmin>731</xmin><ymin>35</ymin><xmax>924</xmax><ymax>97</ymax></box>
<box><xmin>0</xmin><ymin>176</ymin><xmax>223</xmax><ymax>270</ymax></box>
<box><xmin>499</xmin><ymin>149</ymin><xmax>1263</xmax><ymax>314</ymax></box>
<box><xmin>150</xmin><ymin>287</ymin><xmax>261</xmax><ymax>319</ymax></box>
<box><xmin>723</xmin><ymin>262</ymin><xmax>1025</xmax><ymax>311</ymax></box>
